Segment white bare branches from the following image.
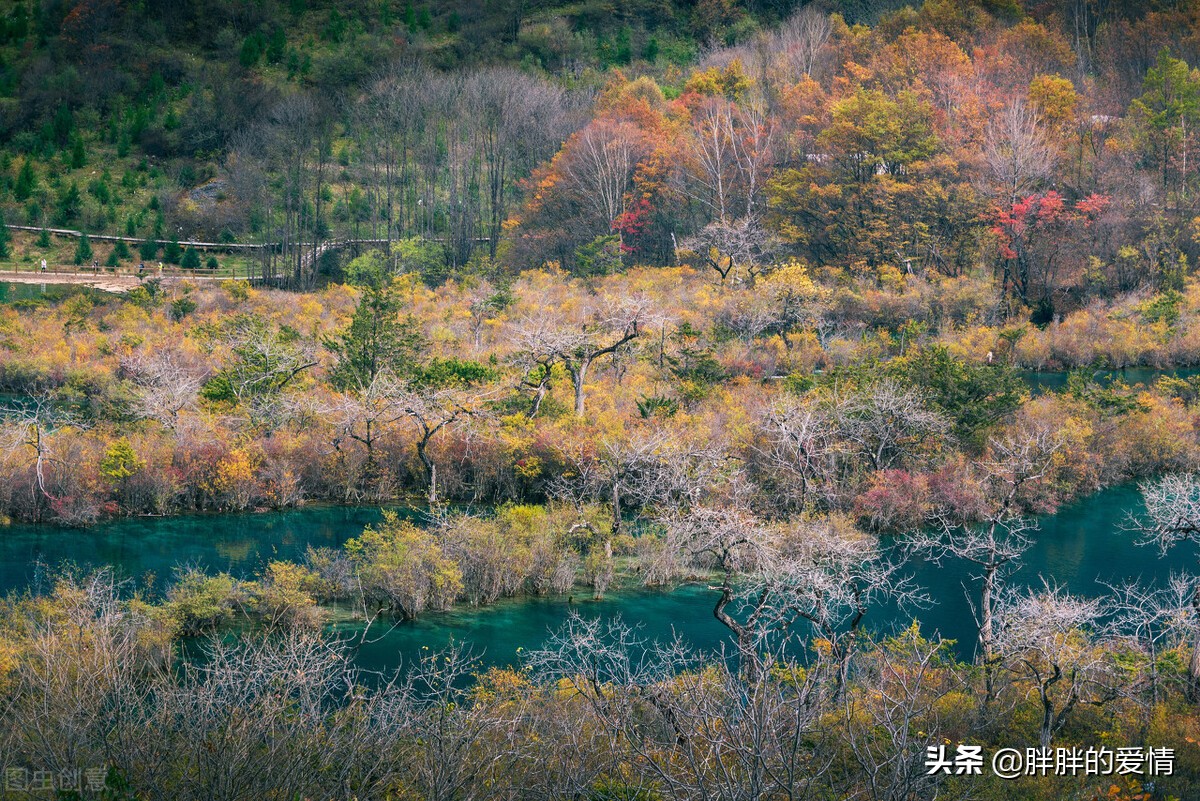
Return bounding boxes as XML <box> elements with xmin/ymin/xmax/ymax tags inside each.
<box><xmin>513</xmin><ymin>293</ymin><xmax>649</xmax><ymax>417</ymax></box>
<box><xmin>680</xmin><ymin>215</ymin><xmax>778</xmax><ymax>285</ymax></box>
<box><xmin>0</xmin><ymin>391</ymin><xmax>81</xmax><ymax>504</ymax></box>
<box><xmin>909</xmin><ymin>427</ymin><xmax>1061</xmax><ymax>673</ymax></box>
<box><xmin>776</xmin><ymin>6</ymin><xmax>833</xmax><ymax>80</ymax></box>
<box><xmin>984</xmin><ymin>98</ymin><xmax>1054</xmax><ymax>203</ymax></box>
<box><xmin>993</xmin><ymin>582</ymin><xmax>1119</xmax><ymax>748</ymax></box>
<box><xmin>562</xmin><ymin>119</ymin><xmax>648</xmax><ymax>232</ymax></box>
<box><xmin>754</xmin><ymin>395</ymin><xmax>844</xmax><ymax>509</ymax></box>
<box><xmin>1131</xmin><ymin>472</ymin><xmax>1200</xmax><ymax>553</ymax></box>
<box><xmin>833</xmin><ymin>380</ymin><xmax>950</xmax><ymax>472</ymax></box>
<box><xmin>762</xmin><ymin>518</ymin><xmax>928</xmax><ymax>691</ymax></box>
<box><xmin>682</xmin><ymin>97</ymin><xmax>777</xmax><ymax>224</ymax></box>
<box><xmin>1127</xmin><ymin>472</ymin><xmax>1200</xmax><ymax>697</ymax></box>
<box><xmin>120</xmin><ymin>350</ymin><xmax>206</xmax><ymax>431</ymax></box>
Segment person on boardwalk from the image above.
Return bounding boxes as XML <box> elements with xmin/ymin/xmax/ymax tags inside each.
<box><xmin>40</xmin><ymin>259</ymin><xmax>46</xmax><ymax>273</ymax></box>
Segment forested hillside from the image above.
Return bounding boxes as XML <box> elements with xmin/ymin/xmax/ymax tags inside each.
<box><xmin>0</xmin><ymin>0</ymin><xmax>1197</xmax><ymax>314</ymax></box>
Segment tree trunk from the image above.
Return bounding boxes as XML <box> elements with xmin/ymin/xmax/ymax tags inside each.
<box><xmin>417</xmin><ymin>438</ymin><xmax>437</xmax><ymax>505</ymax></box>
<box><xmin>980</xmin><ymin>565</ymin><xmax>995</xmax><ymax>653</ymax></box>
<box><xmin>1039</xmin><ymin>689</ymin><xmax>1054</xmax><ymax>750</ymax></box>
<box><xmin>714</xmin><ymin>585</ymin><xmax>760</xmax><ymax>684</ymax></box>
<box><xmin>611</xmin><ymin>481</ymin><xmax>621</xmax><ymax>535</ymax></box>
<box><xmin>572</xmin><ymin>360</ymin><xmax>588</xmax><ymax>417</ymax></box>
<box><xmin>1189</xmin><ymin>587</ymin><xmax>1200</xmax><ymax>701</ymax></box>
<box><xmin>528</xmin><ymin>381</ymin><xmax>547</xmax><ymax>418</ymax></box>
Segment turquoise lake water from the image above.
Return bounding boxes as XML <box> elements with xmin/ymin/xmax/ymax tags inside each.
<box><xmin>0</xmin><ymin>483</ymin><xmax>1195</xmax><ymax>673</ymax></box>
<box><xmin>1019</xmin><ymin>367</ymin><xmax>1200</xmax><ymax>393</ymax></box>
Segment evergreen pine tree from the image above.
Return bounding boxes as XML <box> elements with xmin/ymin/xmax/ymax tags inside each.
<box><xmin>329</xmin><ymin>251</ymin><xmax>426</xmax><ymax>388</ymax></box>
<box><xmin>69</xmin><ymin>136</ymin><xmax>86</xmax><ymax>168</ymax></box>
<box><xmin>164</xmin><ymin>238</ymin><xmax>182</xmax><ymax>264</ymax></box>
<box><xmin>74</xmin><ymin>234</ymin><xmax>92</xmax><ymax>265</ymax></box>
<box><xmin>14</xmin><ymin>159</ymin><xmax>35</xmax><ymax>201</ymax></box>
<box><xmin>55</xmin><ymin>182</ymin><xmax>81</xmax><ymax>224</ymax></box>
<box><xmin>181</xmin><ymin>246</ymin><xmax>200</xmax><ymax>270</ymax></box>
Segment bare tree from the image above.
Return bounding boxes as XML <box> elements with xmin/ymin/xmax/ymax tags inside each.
<box><xmin>9</xmin><ymin>570</ymin><xmax>170</xmax><ymax>788</ymax></box>
<box><xmin>513</xmin><ymin>295</ymin><xmax>646</xmax><ymax>417</ymax></box>
<box><xmin>562</xmin><ymin>118</ymin><xmax>648</xmax><ymax>242</ymax></box>
<box><xmin>314</xmin><ymin>373</ymin><xmax>408</xmax><ymax>498</ymax></box>
<box><xmin>402</xmin><ymin>644</ymin><xmax>509</xmax><ymax>801</ymax></box>
<box><xmin>555</xmin><ymin>432</ymin><xmax>676</xmax><ymax>535</ymax></box>
<box><xmin>469</xmin><ymin>68</ymin><xmax>576</xmax><ymax>260</ymax></box>
<box><xmin>753</xmin><ymin>395</ymin><xmax>845</xmax><ymax>510</ymax></box>
<box><xmin>993</xmin><ymin>582</ymin><xmax>1120</xmax><ymax>749</ymax></box>
<box><xmin>834</xmin><ymin>380</ymin><xmax>950</xmax><ymax>472</ymax></box>
<box><xmin>120</xmin><ymin>349</ymin><xmax>205</xmax><ymax>432</ymax></box>
<box><xmin>510</xmin><ymin>347</ymin><xmax>556</xmax><ymax>419</ymax></box>
<box><xmin>522</xmin><ymin>615</ymin><xmax>661</xmax><ymax>798</ymax></box>
<box><xmin>214</xmin><ymin>315</ymin><xmax>319</xmax><ymax>407</ymax></box>
<box><xmin>1107</xmin><ymin>575</ymin><xmax>1199</xmax><ymax>707</ymax></box>
<box><xmin>680</xmin><ymin>213</ymin><xmax>778</xmax><ymax>286</ymax></box>
<box><xmin>1128</xmin><ymin>471</ymin><xmax>1200</xmax><ymax>697</ymax></box>
<box><xmin>841</xmin><ymin>627</ymin><xmax>965</xmax><ymax>801</ymax></box>
<box><xmin>910</xmin><ymin>427</ymin><xmax>1061</xmax><ymax>697</ymax></box>
<box><xmin>392</xmin><ymin>378</ymin><xmax>493</xmax><ymax>505</ymax></box>
<box><xmin>984</xmin><ymin>98</ymin><xmax>1054</xmax><ymax>203</ymax></box>
<box><xmin>663</xmin><ymin>502</ymin><xmax>774</xmax><ymax>680</ymax></box>
<box><xmin>763</xmin><ymin>517</ymin><xmax>927</xmax><ymax>695</ymax></box>
<box><xmin>0</xmin><ymin>391</ymin><xmax>81</xmax><ymax>510</ymax></box>
<box><xmin>776</xmin><ymin>6</ymin><xmax>833</xmax><ymax>81</ymax></box>
<box><xmin>527</xmin><ymin>612</ymin><xmax>838</xmax><ymax>801</ymax></box>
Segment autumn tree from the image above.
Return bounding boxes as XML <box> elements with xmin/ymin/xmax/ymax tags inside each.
<box><xmin>991</xmin><ymin>190</ymin><xmax>1110</xmax><ymax>312</ymax></box>
<box><xmin>99</xmin><ymin>438</ymin><xmax>145</xmax><ymax>509</ymax></box>
<box><xmin>767</xmin><ymin>88</ymin><xmax>963</xmax><ymax>272</ymax></box>
<box><xmin>344</xmin><ymin>511</ymin><xmax>462</xmax><ymax>618</ymax></box>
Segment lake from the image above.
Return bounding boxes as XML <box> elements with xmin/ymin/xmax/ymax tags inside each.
<box><xmin>0</xmin><ymin>281</ymin><xmax>100</xmax><ymax>303</ymax></box>
<box><xmin>1020</xmin><ymin>367</ymin><xmax>1200</xmax><ymax>393</ymax></box>
<box><xmin>1</xmin><ymin>483</ymin><xmax>1195</xmax><ymax>673</ymax></box>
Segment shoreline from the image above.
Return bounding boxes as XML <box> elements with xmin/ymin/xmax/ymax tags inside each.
<box><xmin>1</xmin><ymin>271</ymin><xmax>138</xmax><ymax>293</ymax></box>
<box><xmin>2</xmin><ymin>269</ymin><xmax>241</xmax><ymax>294</ymax></box>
